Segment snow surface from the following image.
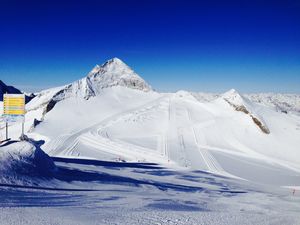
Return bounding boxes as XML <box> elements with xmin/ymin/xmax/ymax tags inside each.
<box><xmin>23</xmin><ymin>86</ymin><xmax>300</xmax><ymax>180</ymax></box>
<box><xmin>0</xmin><ymin>141</ymin><xmax>300</xmax><ymax>225</ymax></box>
<box><xmin>1</xmin><ymin>58</ymin><xmax>300</xmax><ymax>224</ymax></box>
<box><xmin>0</xmin><ymin>141</ymin><xmax>55</xmax><ymax>185</ymax></box>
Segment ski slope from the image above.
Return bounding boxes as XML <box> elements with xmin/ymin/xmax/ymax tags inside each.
<box><xmin>17</xmin><ymin>86</ymin><xmax>298</xmax><ymax>187</ymax></box>
<box><xmin>1</xmin><ymin>58</ymin><xmax>300</xmax><ymax>188</ymax></box>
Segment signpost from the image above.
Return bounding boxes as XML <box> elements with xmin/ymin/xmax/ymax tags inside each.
<box><xmin>2</xmin><ymin>94</ymin><xmax>25</xmax><ymax>140</ymax></box>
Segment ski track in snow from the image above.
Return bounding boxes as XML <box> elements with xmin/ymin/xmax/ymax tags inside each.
<box><xmin>45</xmin><ymin>96</ymin><xmax>166</xmax><ymax>157</ymax></box>
<box><xmin>39</xmin><ymin>91</ymin><xmax>300</xmax><ymax>182</ymax></box>
<box><xmin>42</xmin><ymin>94</ymin><xmax>231</xmax><ymax>180</ymax></box>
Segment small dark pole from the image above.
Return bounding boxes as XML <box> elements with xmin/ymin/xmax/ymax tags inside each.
<box><xmin>5</xmin><ymin>122</ymin><xmax>8</xmax><ymax>140</ymax></box>
<box><xmin>21</xmin><ymin>122</ymin><xmax>24</xmax><ymax>138</ymax></box>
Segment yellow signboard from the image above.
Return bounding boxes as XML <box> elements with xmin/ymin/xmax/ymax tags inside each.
<box><xmin>3</xmin><ymin>94</ymin><xmax>25</xmax><ymax>122</ymax></box>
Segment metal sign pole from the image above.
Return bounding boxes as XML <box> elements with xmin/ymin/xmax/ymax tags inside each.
<box><xmin>6</xmin><ymin>122</ymin><xmax>8</xmax><ymax>140</ymax></box>
<box><xmin>22</xmin><ymin>122</ymin><xmax>24</xmax><ymax>137</ymax></box>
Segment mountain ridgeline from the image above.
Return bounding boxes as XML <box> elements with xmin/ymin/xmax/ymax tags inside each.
<box><xmin>0</xmin><ymin>80</ymin><xmax>34</xmax><ymax>103</ymax></box>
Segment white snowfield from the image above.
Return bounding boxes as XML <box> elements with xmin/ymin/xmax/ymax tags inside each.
<box><xmin>0</xmin><ymin>141</ymin><xmax>300</xmax><ymax>225</ymax></box>
<box><xmin>1</xmin><ymin>57</ymin><xmax>300</xmax><ymax>187</ymax></box>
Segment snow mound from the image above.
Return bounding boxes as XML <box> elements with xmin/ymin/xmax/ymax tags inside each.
<box><xmin>221</xmin><ymin>89</ymin><xmax>270</xmax><ymax>134</ymax></box>
<box><xmin>175</xmin><ymin>90</ymin><xmax>198</xmax><ymax>101</ymax></box>
<box><xmin>191</xmin><ymin>92</ymin><xmax>219</xmax><ymax>102</ymax></box>
<box><xmin>0</xmin><ymin>141</ymin><xmax>56</xmax><ymax>185</ymax></box>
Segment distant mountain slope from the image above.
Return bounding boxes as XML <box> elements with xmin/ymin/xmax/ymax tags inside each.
<box><xmin>0</xmin><ymin>80</ymin><xmax>23</xmax><ymax>101</ymax></box>
<box><xmin>192</xmin><ymin>92</ymin><xmax>300</xmax><ymax>114</ymax></box>
<box><xmin>0</xmin><ymin>80</ymin><xmax>35</xmax><ymax>103</ymax></box>
<box><xmin>245</xmin><ymin>93</ymin><xmax>300</xmax><ymax>114</ymax></box>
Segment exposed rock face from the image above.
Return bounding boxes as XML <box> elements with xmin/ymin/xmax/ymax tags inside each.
<box><xmin>86</xmin><ymin>58</ymin><xmax>152</xmax><ymax>94</ymax></box>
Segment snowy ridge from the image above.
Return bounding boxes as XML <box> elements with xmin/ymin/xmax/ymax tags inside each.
<box><xmin>192</xmin><ymin>91</ymin><xmax>300</xmax><ymax>114</ymax></box>
<box><xmin>221</xmin><ymin>89</ymin><xmax>270</xmax><ymax>134</ymax></box>
<box><xmin>245</xmin><ymin>93</ymin><xmax>300</xmax><ymax>114</ymax></box>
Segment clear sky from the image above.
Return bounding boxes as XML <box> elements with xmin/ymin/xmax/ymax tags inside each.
<box><xmin>0</xmin><ymin>0</ymin><xmax>299</xmax><ymax>93</ymax></box>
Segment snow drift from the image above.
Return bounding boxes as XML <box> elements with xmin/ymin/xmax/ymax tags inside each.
<box><xmin>0</xmin><ymin>141</ymin><xmax>56</xmax><ymax>185</ymax></box>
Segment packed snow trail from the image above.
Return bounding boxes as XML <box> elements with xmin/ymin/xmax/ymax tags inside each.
<box><xmin>167</xmin><ymin>97</ymin><xmax>206</xmax><ymax>170</ymax></box>
<box><xmin>45</xmin><ymin>95</ymin><xmax>168</xmax><ymax>160</ymax></box>
<box><xmin>44</xmin><ymin>94</ymin><xmax>229</xmax><ymax>175</ymax></box>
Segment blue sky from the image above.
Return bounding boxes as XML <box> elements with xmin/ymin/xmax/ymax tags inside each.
<box><xmin>0</xmin><ymin>0</ymin><xmax>299</xmax><ymax>93</ymax></box>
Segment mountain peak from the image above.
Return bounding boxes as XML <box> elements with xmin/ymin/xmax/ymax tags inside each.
<box><xmin>86</xmin><ymin>57</ymin><xmax>152</xmax><ymax>94</ymax></box>
<box><xmin>101</xmin><ymin>57</ymin><xmax>129</xmax><ymax>69</ymax></box>
<box><xmin>223</xmin><ymin>88</ymin><xmax>239</xmax><ymax>96</ymax></box>
<box><xmin>107</xmin><ymin>57</ymin><xmax>125</xmax><ymax>64</ymax></box>
<box><xmin>88</xmin><ymin>58</ymin><xmax>131</xmax><ymax>77</ymax></box>
<box><xmin>46</xmin><ymin>57</ymin><xmax>152</xmax><ymax>104</ymax></box>
<box><xmin>221</xmin><ymin>88</ymin><xmax>244</xmax><ymax>105</ymax></box>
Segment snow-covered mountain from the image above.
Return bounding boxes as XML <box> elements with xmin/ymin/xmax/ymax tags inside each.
<box><xmin>0</xmin><ymin>80</ymin><xmax>23</xmax><ymax>101</ymax></box>
<box><xmin>245</xmin><ymin>93</ymin><xmax>300</xmax><ymax>114</ymax></box>
<box><xmin>51</xmin><ymin>57</ymin><xmax>151</xmax><ymax>99</ymax></box>
<box><xmin>1</xmin><ymin>57</ymin><xmax>300</xmax><ymax>189</ymax></box>
<box><xmin>221</xmin><ymin>89</ymin><xmax>270</xmax><ymax>134</ymax></box>
<box><xmin>86</xmin><ymin>57</ymin><xmax>152</xmax><ymax>94</ymax></box>
<box><xmin>26</xmin><ymin>58</ymin><xmax>152</xmax><ymax>115</ymax></box>
<box><xmin>0</xmin><ymin>80</ymin><xmax>35</xmax><ymax>103</ymax></box>
<box><xmin>58</xmin><ymin>57</ymin><xmax>151</xmax><ymax>99</ymax></box>
<box><xmin>192</xmin><ymin>91</ymin><xmax>300</xmax><ymax>114</ymax></box>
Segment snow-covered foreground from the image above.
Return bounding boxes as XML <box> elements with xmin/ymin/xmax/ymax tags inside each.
<box><xmin>0</xmin><ymin>142</ymin><xmax>300</xmax><ymax>225</ymax></box>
